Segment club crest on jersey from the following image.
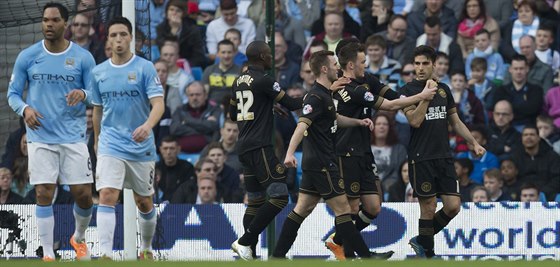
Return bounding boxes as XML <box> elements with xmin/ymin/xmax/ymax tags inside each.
<box><xmin>128</xmin><ymin>72</ymin><xmax>138</xmax><ymax>84</ymax></box>
<box><xmin>64</xmin><ymin>57</ymin><xmax>75</xmax><ymax>70</ymax></box>
<box><xmin>364</xmin><ymin>91</ymin><xmax>374</xmax><ymax>102</ymax></box>
<box><xmin>303</xmin><ymin>104</ymin><xmax>313</xmax><ymax>115</ymax></box>
<box><xmin>438</xmin><ymin>88</ymin><xmax>447</xmax><ymax>98</ymax></box>
<box><xmin>351</xmin><ymin>182</ymin><xmax>360</xmax><ymax>193</ymax></box>
<box><xmin>273</xmin><ymin>82</ymin><xmax>281</xmax><ymax>92</ymax></box>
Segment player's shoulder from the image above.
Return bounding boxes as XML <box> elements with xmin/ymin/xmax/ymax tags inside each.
<box><xmin>92</xmin><ymin>59</ymin><xmax>110</xmax><ymax>73</ymax></box>
<box><xmin>18</xmin><ymin>41</ymin><xmax>43</xmax><ymax>59</ymax></box>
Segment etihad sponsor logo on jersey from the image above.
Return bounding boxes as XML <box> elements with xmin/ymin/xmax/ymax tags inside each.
<box><xmin>101</xmin><ymin>89</ymin><xmax>141</xmax><ymax>99</ymax></box>
<box><xmin>425</xmin><ymin>106</ymin><xmax>447</xmax><ymax>120</ymax></box>
<box><xmin>32</xmin><ymin>73</ymin><xmax>76</xmax><ymax>83</ymax></box>
<box><xmin>236</xmin><ymin>74</ymin><xmax>254</xmax><ymax>86</ymax></box>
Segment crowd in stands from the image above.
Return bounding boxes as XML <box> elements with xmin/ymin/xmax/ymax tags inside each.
<box><xmin>2</xmin><ymin>0</ymin><xmax>560</xmax><ymax>205</ymax></box>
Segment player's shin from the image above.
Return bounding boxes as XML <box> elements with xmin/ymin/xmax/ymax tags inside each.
<box><xmin>272</xmin><ymin>210</ymin><xmax>304</xmax><ymax>258</ymax></box>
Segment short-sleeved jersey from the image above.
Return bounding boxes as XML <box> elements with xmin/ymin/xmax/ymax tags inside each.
<box><xmin>299</xmin><ymin>83</ymin><xmax>338</xmax><ymax>171</ymax></box>
<box><xmin>7</xmin><ymin>40</ymin><xmax>96</xmax><ymax>144</ymax></box>
<box><xmin>401</xmin><ymin>79</ymin><xmax>457</xmax><ymax>162</ymax></box>
<box><xmin>334</xmin><ymin>78</ymin><xmax>384</xmax><ymax>156</ymax></box>
<box><xmin>232</xmin><ymin>65</ymin><xmax>287</xmax><ymax>154</ymax></box>
<box><xmin>90</xmin><ymin>55</ymin><xmax>164</xmax><ymax>161</ymax></box>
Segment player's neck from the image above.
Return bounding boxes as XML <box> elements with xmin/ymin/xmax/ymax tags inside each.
<box><xmin>316</xmin><ymin>76</ymin><xmax>332</xmax><ymax>90</ymax></box>
<box><xmin>44</xmin><ymin>38</ymin><xmax>69</xmax><ymax>53</ymax></box>
<box><xmin>111</xmin><ymin>52</ymin><xmax>134</xmax><ymax>65</ymax></box>
<box><xmin>342</xmin><ymin>69</ymin><xmax>355</xmax><ymax>79</ymax></box>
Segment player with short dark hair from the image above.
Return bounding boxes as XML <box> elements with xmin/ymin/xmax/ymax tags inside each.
<box><xmin>402</xmin><ymin>45</ymin><xmax>485</xmax><ymax>258</ymax></box>
<box><xmin>229</xmin><ymin>40</ymin><xmax>303</xmax><ymax>260</ymax></box>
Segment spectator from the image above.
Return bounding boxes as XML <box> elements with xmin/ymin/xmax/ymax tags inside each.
<box><xmin>299</xmin><ymin>60</ymin><xmax>315</xmax><ymax>92</ymax></box>
<box><xmin>535</xmin><ymin>23</ymin><xmax>560</xmax><ymax>75</ymax></box>
<box><xmin>503</xmin><ymin>35</ymin><xmax>554</xmax><ymax>94</ymax></box>
<box><xmin>197</xmin><ymin>177</ymin><xmax>220</xmax><ymax>204</ymax></box>
<box><xmin>536</xmin><ymin>115</ymin><xmax>560</xmax><ymax>150</ymax></box>
<box><xmin>305</xmin><ymin>12</ymin><xmax>354</xmax><ymax>59</ymax></box>
<box><xmin>304</xmin><ymin>39</ymin><xmax>328</xmax><ymax>61</ymax></box>
<box><xmin>483</xmin><ymin>0</ymin><xmax>514</xmax><ymax>30</ymax></box>
<box><xmin>433</xmin><ymin>52</ymin><xmax>451</xmax><ymax>87</ymax></box>
<box><xmin>500</xmin><ymin>0</ymin><xmax>541</xmax><ymax>62</ymax></box>
<box><xmin>450</xmin><ymin>71</ymin><xmax>486</xmax><ymax>127</ymax></box>
<box><xmin>216</xmin><ymin>119</ymin><xmax>241</xmax><ymax>173</ymax></box>
<box><xmin>215</xmin><ymin>28</ymin><xmax>248</xmax><ymax>66</ymax></box>
<box><xmin>171</xmin><ymin>158</ymin><xmax>222</xmax><ymax>203</ymax></box>
<box><xmin>275</xmin><ymin>84</ymin><xmax>305</xmax><ymax>153</ymax></box>
<box><xmin>545</xmin><ymin>72</ymin><xmax>560</xmax><ymax>129</ymax></box>
<box><xmin>170</xmin><ymin>81</ymin><xmax>221</xmax><ymax>153</ymax></box>
<box><xmin>387</xmin><ymin>160</ymin><xmax>410</xmax><ymax>202</ymax></box>
<box><xmin>67</xmin><ymin>0</ymin><xmax>106</xmax><ymax>43</ymax></box>
<box><xmin>457</xmin><ymin>126</ymin><xmax>500</xmax><ymax>183</ymax></box>
<box><xmin>159</xmin><ymin>39</ymin><xmax>195</xmax><ymax>106</ymax></box>
<box><xmin>501</xmin><ymin>158</ymin><xmax>522</xmax><ymax>200</ymax></box>
<box><xmin>156</xmin><ymin>136</ymin><xmax>196</xmax><ymax>202</ymax></box>
<box><xmin>202</xmin><ymin>142</ymin><xmax>242</xmax><ymax>203</ymax></box>
<box><xmin>407</xmin><ymin>0</ymin><xmax>458</xmax><ymax>39</ymax></box>
<box><xmin>202</xmin><ymin>40</ymin><xmax>242</xmax><ymax>103</ymax></box>
<box><xmin>416</xmin><ymin>16</ymin><xmax>464</xmax><ymax>73</ymax></box>
<box><xmin>467</xmin><ymin>58</ymin><xmax>497</xmax><ymax>112</ymax></box>
<box><xmin>360</xmin><ymin>0</ymin><xmax>394</xmax><ymax>41</ymax></box>
<box><xmin>311</xmin><ymin>0</ymin><xmax>361</xmax><ymax>38</ymax></box>
<box><xmin>486</xmin><ymin>100</ymin><xmax>521</xmax><ymax>160</ymax></box>
<box><xmin>483</xmin><ymin>168</ymin><xmax>512</xmax><ymax>201</ymax></box>
<box><xmin>456</xmin><ymin>0</ymin><xmax>500</xmax><ymax>58</ymax></box>
<box><xmin>24</xmin><ymin>185</ymin><xmax>74</xmax><ymax>204</ymax></box>
<box><xmin>465</xmin><ymin>29</ymin><xmax>505</xmax><ymax>85</ymax></box>
<box><xmin>137</xmin><ymin>0</ymin><xmax>167</xmax><ymax>43</ymax></box>
<box><xmin>0</xmin><ymin>168</ymin><xmax>24</xmax><ymax>204</ymax></box>
<box><xmin>206</xmin><ymin>0</ymin><xmax>256</xmax><ymax>59</ymax></box>
<box><xmin>153</xmin><ymin>60</ymin><xmax>173</xmax><ymax>147</ymax></box>
<box><xmin>519</xmin><ymin>183</ymin><xmax>541</xmax><ymax>202</ymax></box>
<box><xmin>455</xmin><ymin>158</ymin><xmax>479</xmax><ymax>202</ymax></box>
<box><xmin>254</xmin><ymin>0</ymin><xmax>306</xmax><ymax>51</ymax></box>
<box><xmin>0</xmin><ymin>118</ymin><xmax>25</xmax><ymax>169</ymax></box>
<box><xmin>511</xmin><ymin>125</ymin><xmax>560</xmax><ymax>200</ymax></box>
<box><xmin>495</xmin><ymin>54</ymin><xmax>544</xmax><ymax>130</ymax></box>
<box><xmin>375</xmin><ymin>14</ymin><xmax>415</xmax><ymax>66</ymax></box>
<box><xmin>364</xmin><ymin>35</ymin><xmax>401</xmax><ymax>90</ymax></box>
<box><xmin>10</xmin><ymin>133</ymin><xmax>32</xmax><ymax>198</ymax></box>
<box><xmin>471</xmin><ymin>186</ymin><xmax>490</xmax><ymax>202</ymax></box>
<box><xmin>370</xmin><ymin>113</ymin><xmax>407</xmax><ymax>192</ymax></box>
<box><xmin>71</xmin><ymin>13</ymin><xmax>105</xmax><ymax>63</ymax></box>
<box><xmin>274</xmin><ymin>32</ymin><xmax>301</xmax><ymax>90</ymax></box>
<box><xmin>156</xmin><ymin>0</ymin><xmax>206</xmax><ymax>68</ymax></box>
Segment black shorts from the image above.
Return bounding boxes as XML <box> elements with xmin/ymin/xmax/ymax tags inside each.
<box><xmin>338</xmin><ymin>156</ymin><xmax>381</xmax><ymax>198</ymax></box>
<box><xmin>239</xmin><ymin>147</ymin><xmax>286</xmax><ymax>193</ymax></box>
<box><xmin>409</xmin><ymin>158</ymin><xmax>460</xmax><ymax>198</ymax></box>
<box><xmin>300</xmin><ymin>167</ymin><xmax>345</xmax><ymax>200</ymax></box>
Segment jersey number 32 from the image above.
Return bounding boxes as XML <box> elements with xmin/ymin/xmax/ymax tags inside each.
<box><xmin>236</xmin><ymin>90</ymin><xmax>254</xmax><ymax>121</ymax></box>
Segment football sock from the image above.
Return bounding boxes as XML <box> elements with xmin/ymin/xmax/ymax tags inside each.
<box><xmin>138</xmin><ymin>207</ymin><xmax>157</xmax><ymax>251</ymax></box>
<box><xmin>335</xmin><ymin>214</ymin><xmax>370</xmax><ymax>258</ymax></box>
<box><xmin>433</xmin><ymin>209</ymin><xmax>453</xmax><ymax>234</ymax></box>
<box><xmin>97</xmin><ymin>205</ymin><xmax>116</xmax><ymax>257</ymax></box>
<box><xmin>417</xmin><ymin>219</ymin><xmax>435</xmax><ymax>257</ymax></box>
<box><xmin>238</xmin><ymin>196</ymin><xmax>288</xmax><ymax>246</ymax></box>
<box><xmin>242</xmin><ymin>197</ymin><xmax>265</xmax><ymax>257</ymax></box>
<box><xmin>36</xmin><ymin>205</ymin><xmax>55</xmax><ymax>258</ymax></box>
<box><xmin>272</xmin><ymin>211</ymin><xmax>304</xmax><ymax>258</ymax></box>
<box><xmin>73</xmin><ymin>203</ymin><xmax>93</xmax><ymax>242</ymax></box>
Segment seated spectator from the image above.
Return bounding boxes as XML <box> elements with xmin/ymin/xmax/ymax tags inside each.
<box><xmin>254</xmin><ymin>0</ymin><xmax>306</xmax><ymax>50</ymax></box>
<box><xmin>406</xmin><ymin>0</ymin><xmax>458</xmax><ymax>39</ymax></box>
<box><xmin>66</xmin><ymin>0</ymin><xmax>106</xmax><ymax>44</ymax></box>
<box><xmin>0</xmin><ymin>168</ymin><xmax>24</xmax><ymax>204</ymax></box>
<box><xmin>434</xmin><ymin>52</ymin><xmax>451</xmax><ymax>87</ymax></box>
<box><xmin>206</xmin><ymin>0</ymin><xmax>256</xmax><ymax>60</ymax></box>
<box><xmin>500</xmin><ymin>158</ymin><xmax>523</xmax><ymax>200</ymax></box>
<box><xmin>156</xmin><ymin>0</ymin><xmax>206</xmax><ymax>68</ymax></box>
<box><xmin>156</xmin><ymin>136</ymin><xmax>196</xmax><ymax>202</ymax></box>
<box><xmin>159</xmin><ymin>39</ymin><xmax>195</xmax><ymax>106</ymax></box>
<box><xmin>494</xmin><ymin>55</ymin><xmax>544</xmax><ymax>130</ymax></box>
<box><xmin>519</xmin><ymin>183</ymin><xmax>541</xmax><ymax>202</ymax></box>
<box><xmin>511</xmin><ymin>125</ymin><xmax>560</xmax><ymax>200</ymax></box>
<box><xmin>202</xmin><ymin>40</ymin><xmax>242</xmax><ymax>103</ymax></box>
<box><xmin>153</xmin><ymin>60</ymin><xmax>173</xmax><ymax>146</ymax></box>
<box><xmin>374</xmin><ymin>14</ymin><xmax>415</xmax><ymax>66</ymax></box>
<box><xmin>197</xmin><ymin>177</ymin><xmax>220</xmax><ymax>204</ymax></box>
<box><xmin>535</xmin><ymin>23</ymin><xmax>560</xmax><ymax>74</ymax></box>
<box><xmin>465</xmin><ymin>29</ymin><xmax>505</xmax><ymax>85</ymax></box>
<box><xmin>483</xmin><ymin>168</ymin><xmax>512</xmax><ymax>201</ymax></box>
<box><xmin>215</xmin><ymin>28</ymin><xmax>248</xmax><ymax>66</ymax></box>
<box><xmin>457</xmin><ymin>126</ymin><xmax>500</xmax><ymax>183</ymax></box>
<box><xmin>170</xmin><ymin>82</ymin><xmax>221</xmax><ymax>153</ymax></box>
<box><xmin>455</xmin><ymin>158</ymin><xmax>480</xmax><ymax>202</ymax></box>
<box><xmin>487</xmin><ymin>101</ymin><xmax>521</xmax><ymax>161</ymax></box>
<box><xmin>216</xmin><ymin>119</ymin><xmax>242</xmax><ymax>173</ymax></box>
<box><xmin>304</xmin><ymin>12</ymin><xmax>354</xmax><ymax>58</ymax></box>
<box><xmin>24</xmin><ymin>185</ymin><xmax>74</xmax><ymax>204</ymax></box>
<box><xmin>545</xmin><ymin>72</ymin><xmax>560</xmax><ymax>129</ymax></box>
<box><xmin>360</xmin><ymin>0</ymin><xmax>394</xmax><ymax>41</ymax></box>
<box><xmin>10</xmin><ymin>133</ymin><xmax>32</xmax><ymax>198</ymax></box>
<box><xmin>387</xmin><ymin>160</ymin><xmax>410</xmax><ymax>202</ymax></box>
<box><xmin>450</xmin><ymin>71</ymin><xmax>486</xmax><ymax>127</ymax></box>
<box><xmin>397</xmin><ymin>63</ymin><xmax>415</xmax><ymax>89</ymax></box>
<box><xmin>304</xmin><ymin>39</ymin><xmax>328</xmax><ymax>61</ymax></box>
<box><xmin>71</xmin><ymin>13</ymin><xmax>105</xmax><ymax>63</ymax></box>
<box><xmin>171</xmin><ymin>158</ymin><xmax>223</xmax><ymax>203</ymax></box>
<box><xmin>471</xmin><ymin>186</ymin><xmax>490</xmax><ymax>202</ymax></box>
<box><xmin>416</xmin><ymin>16</ymin><xmax>464</xmax><ymax>73</ymax></box>
<box><xmin>299</xmin><ymin>60</ymin><xmax>315</xmax><ymax>92</ymax></box>
<box><xmin>0</xmin><ymin>118</ymin><xmax>25</xmax><ymax>169</ymax></box>
<box><xmin>536</xmin><ymin>115</ymin><xmax>560</xmax><ymax>150</ymax></box>
<box><xmin>202</xmin><ymin>142</ymin><xmax>242</xmax><ymax>203</ymax></box>
<box><xmin>456</xmin><ymin>0</ymin><xmax>500</xmax><ymax>58</ymax></box>
<box><xmin>311</xmin><ymin>0</ymin><xmax>361</xmax><ymax>38</ymax></box>
<box><xmin>500</xmin><ymin>0</ymin><xmax>541</xmax><ymax>62</ymax></box>
<box><xmin>364</xmin><ymin>35</ymin><xmax>401</xmax><ymax>90</ymax></box>
<box><xmin>467</xmin><ymin>57</ymin><xmax>496</xmax><ymax>111</ymax></box>
<box><xmin>274</xmin><ymin>32</ymin><xmax>301</xmax><ymax>90</ymax></box>
<box><xmin>370</xmin><ymin>113</ymin><xmax>407</xmax><ymax>192</ymax></box>
<box><xmin>503</xmin><ymin>35</ymin><xmax>554</xmax><ymax>94</ymax></box>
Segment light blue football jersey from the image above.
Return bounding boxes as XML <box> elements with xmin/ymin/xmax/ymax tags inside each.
<box><xmin>7</xmin><ymin>40</ymin><xmax>95</xmax><ymax>144</ymax></box>
<box><xmin>91</xmin><ymin>55</ymin><xmax>163</xmax><ymax>161</ymax></box>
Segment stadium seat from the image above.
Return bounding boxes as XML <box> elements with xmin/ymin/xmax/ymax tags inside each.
<box><xmin>191</xmin><ymin>66</ymin><xmax>203</xmax><ymax>81</ymax></box>
<box><xmin>539</xmin><ymin>192</ymin><xmax>547</xmax><ymax>202</ymax></box>
<box><xmin>178</xmin><ymin>153</ymin><xmax>200</xmax><ymax>163</ymax></box>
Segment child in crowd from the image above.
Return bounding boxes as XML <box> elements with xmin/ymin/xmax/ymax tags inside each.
<box><xmin>434</xmin><ymin>52</ymin><xmax>451</xmax><ymax>87</ymax></box>
<box><xmin>535</xmin><ymin>24</ymin><xmax>560</xmax><ymax>75</ymax></box>
<box><xmin>450</xmin><ymin>71</ymin><xmax>486</xmax><ymax>127</ymax></box>
<box><xmin>468</xmin><ymin>57</ymin><xmax>495</xmax><ymax>111</ymax></box>
<box><xmin>465</xmin><ymin>29</ymin><xmax>505</xmax><ymax>83</ymax></box>
<box><xmin>483</xmin><ymin>169</ymin><xmax>511</xmax><ymax>201</ymax></box>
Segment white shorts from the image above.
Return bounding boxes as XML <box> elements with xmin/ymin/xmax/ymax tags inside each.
<box><xmin>95</xmin><ymin>155</ymin><xmax>155</xmax><ymax>196</ymax></box>
<box><xmin>28</xmin><ymin>142</ymin><xmax>93</xmax><ymax>185</ymax></box>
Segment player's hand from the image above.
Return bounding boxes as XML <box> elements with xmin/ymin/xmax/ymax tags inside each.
<box><xmin>284</xmin><ymin>153</ymin><xmax>297</xmax><ymax>168</ymax></box>
<box><xmin>23</xmin><ymin>107</ymin><xmax>44</xmax><ymax>130</ymax></box>
<box><xmin>330</xmin><ymin>77</ymin><xmax>350</xmax><ymax>92</ymax></box>
<box><xmin>473</xmin><ymin>143</ymin><xmax>486</xmax><ymax>157</ymax></box>
<box><xmin>132</xmin><ymin>123</ymin><xmax>151</xmax><ymax>143</ymax></box>
<box><xmin>66</xmin><ymin>89</ymin><xmax>85</xmax><ymax>106</ymax></box>
<box><xmin>420</xmin><ymin>80</ymin><xmax>437</xmax><ymax>100</ymax></box>
<box><xmin>360</xmin><ymin>118</ymin><xmax>374</xmax><ymax>131</ymax></box>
